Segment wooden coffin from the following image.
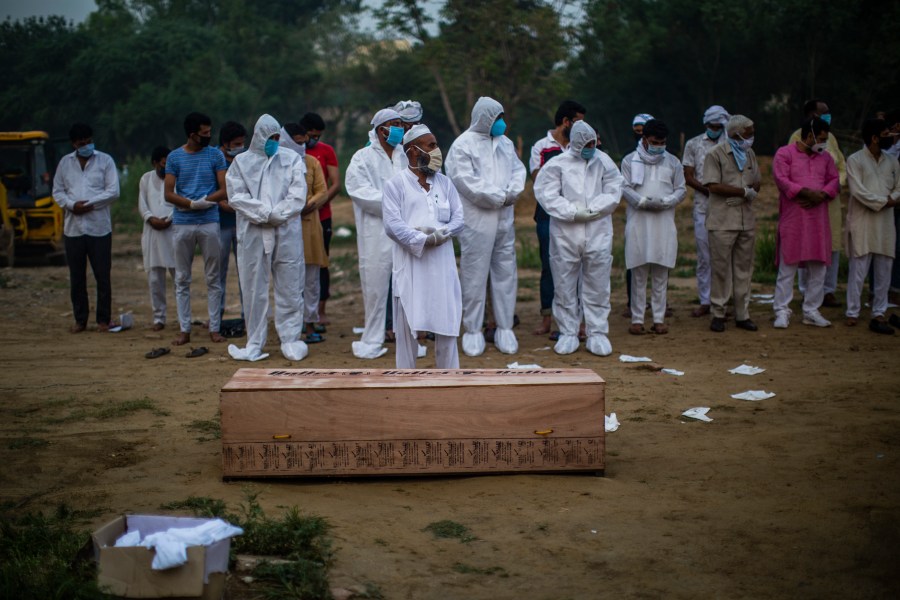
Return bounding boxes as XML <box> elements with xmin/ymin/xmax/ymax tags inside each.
<box><xmin>220</xmin><ymin>368</ymin><xmax>605</xmax><ymax>478</ymax></box>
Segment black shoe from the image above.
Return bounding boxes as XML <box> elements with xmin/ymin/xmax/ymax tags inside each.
<box><xmin>889</xmin><ymin>314</ymin><xmax>900</xmax><ymax>329</ymax></box>
<box><xmin>735</xmin><ymin>319</ymin><xmax>758</xmax><ymax>332</ymax></box>
<box><xmin>869</xmin><ymin>318</ymin><xmax>895</xmax><ymax>335</ymax></box>
<box><xmin>710</xmin><ymin>317</ymin><xmax>725</xmax><ymax>332</ymax></box>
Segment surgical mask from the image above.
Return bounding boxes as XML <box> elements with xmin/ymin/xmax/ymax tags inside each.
<box><xmin>264</xmin><ymin>139</ymin><xmax>279</xmax><ymax>157</ymax></box>
<box><xmin>415</xmin><ymin>146</ymin><xmax>443</xmax><ymax>174</ymax></box>
<box><xmin>647</xmin><ymin>144</ymin><xmax>666</xmax><ymax>155</ymax></box>
<box><xmin>580</xmin><ymin>147</ymin><xmax>596</xmax><ymax>160</ymax></box>
<box><xmin>76</xmin><ymin>143</ymin><xmax>95</xmax><ymax>158</ymax></box>
<box><xmin>195</xmin><ymin>134</ymin><xmax>211</xmax><ymax>148</ymax></box>
<box><xmin>736</xmin><ymin>135</ymin><xmax>754</xmax><ymax>150</ymax></box>
<box><xmin>381</xmin><ymin>126</ymin><xmax>404</xmax><ymax>147</ymax></box>
<box><xmin>155</xmin><ymin>167</ymin><xmax>166</xmax><ymax>179</ymax></box>
<box><xmin>811</xmin><ymin>141</ymin><xmax>827</xmax><ymax>154</ymax></box>
<box><xmin>706</xmin><ymin>128</ymin><xmax>723</xmax><ymax>140</ymax></box>
<box><xmin>490</xmin><ymin>118</ymin><xmax>507</xmax><ymax>137</ymax></box>
<box><xmin>226</xmin><ymin>147</ymin><xmax>246</xmax><ymax>157</ymax></box>
<box><xmin>820</xmin><ymin>113</ymin><xmax>832</xmax><ymax>125</ymax></box>
<box><xmin>879</xmin><ymin>136</ymin><xmax>894</xmax><ymax>150</ymax></box>
<box><xmin>306</xmin><ymin>137</ymin><xmax>319</xmax><ymax>149</ymax></box>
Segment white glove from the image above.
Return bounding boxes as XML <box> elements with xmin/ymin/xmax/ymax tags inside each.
<box><xmin>573</xmin><ymin>209</ymin><xmax>602</xmax><ymax>223</ymax></box>
<box><xmin>638</xmin><ymin>197</ymin><xmax>664</xmax><ymax>211</ymax></box>
<box><xmin>414</xmin><ymin>226</ymin><xmax>436</xmax><ymax>235</ymax></box>
<box><xmin>743</xmin><ymin>186</ymin><xmax>758</xmax><ymax>202</ymax></box>
<box><xmin>502</xmin><ymin>190</ymin><xmax>519</xmax><ymax>207</ymax></box>
<box><xmin>189</xmin><ymin>197</ymin><xmax>215</xmax><ymax>210</ymax></box>
<box><xmin>725</xmin><ymin>196</ymin><xmax>744</xmax><ymax>207</ymax></box>
<box><xmin>268</xmin><ymin>210</ymin><xmax>287</xmax><ymax>226</ymax></box>
<box><xmin>425</xmin><ymin>228</ymin><xmax>451</xmax><ymax>247</ymax></box>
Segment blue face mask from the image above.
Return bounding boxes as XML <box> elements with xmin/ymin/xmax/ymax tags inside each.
<box><xmin>706</xmin><ymin>128</ymin><xmax>723</xmax><ymax>140</ymax></box>
<box><xmin>76</xmin><ymin>143</ymin><xmax>95</xmax><ymax>158</ymax></box>
<box><xmin>581</xmin><ymin>147</ymin><xmax>596</xmax><ymax>160</ymax></box>
<box><xmin>382</xmin><ymin>126</ymin><xmax>404</xmax><ymax>147</ymax></box>
<box><xmin>264</xmin><ymin>139</ymin><xmax>279</xmax><ymax>158</ymax></box>
<box><xmin>490</xmin><ymin>118</ymin><xmax>507</xmax><ymax>137</ymax></box>
<box><xmin>820</xmin><ymin>113</ymin><xmax>832</xmax><ymax>125</ymax></box>
<box><xmin>647</xmin><ymin>144</ymin><xmax>666</xmax><ymax>155</ymax></box>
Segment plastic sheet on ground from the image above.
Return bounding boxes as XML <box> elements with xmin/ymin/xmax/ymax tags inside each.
<box><xmin>507</xmin><ymin>361</ymin><xmax>542</xmax><ymax>369</ymax></box>
<box><xmin>619</xmin><ymin>354</ymin><xmax>653</xmax><ymax>363</ymax></box>
<box><xmin>605</xmin><ymin>412</ymin><xmax>620</xmax><ymax>432</ymax></box>
<box><xmin>661</xmin><ymin>368</ymin><xmax>684</xmax><ymax>376</ymax></box>
<box><xmin>682</xmin><ymin>407</ymin><xmax>713</xmax><ymax>422</ymax></box>
<box><xmin>728</xmin><ymin>364</ymin><xmax>766</xmax><ymax>375</ymax></box>
<box><xmin>731</xmin><ymin>390</ymin><xmax>776</xmax><ymax>401</ymax></box>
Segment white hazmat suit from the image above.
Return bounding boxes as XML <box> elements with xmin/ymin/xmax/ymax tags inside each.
<box><xmin>225</xmin><ymin>114</ymin><xmax>308</xmax><ymax>362</ymax></box>
<box><xmin>345</xmin><ymin>108</ymin><xmax>409</xmax><ymax>359</ymax></box>
<box><xmin>533</xmin><ymin>121</ymin><xmax>624</xmax><ymax>355</ymax></box>
<box><xmin>445</xmin><ymin>97</ymin><xmax>526</xmax><ymax>356</ymax></box>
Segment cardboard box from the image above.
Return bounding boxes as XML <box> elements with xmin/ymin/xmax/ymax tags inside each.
<box><xmin>92</xmin><ymin>515</ymin><xmax>230</xmax><ymax>599</ymax></box>
<box><xmin>220</xmin><ymin>368</ymin><xmax>605</xmax><ymax>478</ymax></box>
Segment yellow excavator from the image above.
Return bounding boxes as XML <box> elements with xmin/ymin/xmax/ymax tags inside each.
<box><xmin>0</xmin><ymin>131</ymin><xmax>65</xmax><ymax>266</ymax></box>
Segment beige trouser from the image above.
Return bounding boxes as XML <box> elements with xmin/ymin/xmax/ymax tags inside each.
<box><xmin>708</xmin><ymin>229</ymin><xmax>756</xmax><ymax>320</ymax></box>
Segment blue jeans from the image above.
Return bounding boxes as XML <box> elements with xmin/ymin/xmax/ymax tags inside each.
<box><xmin>536</xmin><ymin>216</ymin><xmax>554</xmax><ymax>315</ymax></box>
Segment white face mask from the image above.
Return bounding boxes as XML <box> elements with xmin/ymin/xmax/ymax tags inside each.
<box><xmin>736</xmin><ymin>135</ymin><xmax>754</xmax><ymax>151</ymax></box>
<box><xmin>409</xmin><ymin>145</ymin><xmax>443</xmax><ymax>174</ymax></box>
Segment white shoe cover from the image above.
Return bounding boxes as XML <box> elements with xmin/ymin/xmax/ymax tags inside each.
<box><xmin>462</xmin><ymin>331</ymin><xmax>485</xmax><ymax>357</ymax></box>
<box><xmin>774</xmin><ymin>309</ymin><xmax>791</xmax><ymax>329</ymax></box>
<box><xmin>417</xmin><ymin>343</ymin><xmax>427</xmax><ymax>358</ymax></box>
<box><xmin>586</xmin><ymin>334</ymin><xmax>612</xmax><ymax>356</ymax></box>
<box><xmin>352</xmin><ymin>340</ymin><xmax>389</xmax><ymax>359</ymax></box>
<box><xmin>281</xmin><ymin>341</ymin><xmax>309</xmax><ymax>361</ymax></box>
<box><xmin>228</xmin><ymin>343</ymin><xmax>269</xmax><ymax>362</ymax></box>
<box><xmin>493</xmin><ymin>328</ymin><xmax>518</xmax><ymax>354</ymax></box>
<box><xmin>802</xmin><ymin>310</ymin><xmax>831</xmax><ymax>327</ymax></box>
<box><xmin>553</xmin><ymin>334</ymin><xmax>579</xmax><ymax>355</ymax></box>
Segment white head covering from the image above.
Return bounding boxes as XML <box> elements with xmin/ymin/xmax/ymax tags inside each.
<box><xmin>231</xmin><ymin>114</ymin><xmax>285</xmax><ymax>199</ymax></box>
<box><xmin>403</xmin><ymin>123</ymin><xmax>432</xmax><ymax>145</ymax></box>
<box><xmin>249</xmin><ymin>114</ymin><xmax>280</xmax><ymax>157</ymax></box>
<box><xmin>468</xmin><ymin>96</ymin><xmax>504</xmax><ymax>136</ymax></box>
<box><xmin>726</xmin><ymin>114</ymin><xmax>753</xmax><ymax>136</ymax></box>
<box><xmin>278</xmin><ymin>126</ymin><xmax>305</xmax><ymax>156</ymax></box>
<box><xmin>632</xmin><ymin>113</ymin><xmax>654</xmax><ymax>127</ymax></box>
<box><xmin>703</xmin><ymin>105</ymin><xmax>730</xmax><ymax>126</ymax></box>
<box><xmin>394</xmin><ymin>100</ymin><xmax>423</xmax><ymax>123</ymax></box>
<box><xmin>370</xmin><ymin>108</ymin><xmax>402</xmax><ymax>129</ymax></box>
<box><xmin>568</xmin><ymin>121</ymin><xmax>597</xmax><ymax>155</ymax></box>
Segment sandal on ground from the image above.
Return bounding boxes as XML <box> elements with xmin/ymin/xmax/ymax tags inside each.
<box><xmin>484</xmin><ymin>327</ymin><xmax>496</xmax><ymax>343</ymax></box>
<box><xmin>145</xmin><ymin>347</ymin><xmax>171</xmax><ymax>359</ymax></box>
<box><xmin>548</xmin><ymin>330</ymin><xmax>560</xmax><ymax>341</ymax></box>
<box><xmin>186</xmin><ymin>346</ymin><xmax>209</xmax><ymax>358</ymax></box>
<box><xmin>70</xmin><ymin>323</ymin><xmax>87</xmax><ymax>334</ymax></box>
<box><xmin>384</xmin><ymin>330</ymin><xmax>396</xmax><ymax>343</ymax></box>
<box><xmin>304</xmin><ymin>332</ymin><xmax>324</xmax><ymax>344</ymax></box>
<box><xmin>628</xmin><ymin>323</ymin><xmax>646</xmax><ymax>335</ymax></box>
<box><xmin>691</xmin><ymin>305</ymin><xmax>710</xmax><ymax>318</ymax></box>
<box><xmin>312</xmin><ymin>323</ymin><xmax>326</xmax><ymax>334</ymax></box>
<box><xmin>650</xmin><ymin>323</ymin><xmax>669</xmax><ymax>335</ymax></box>
<box><xmin>845</xmin><ymin>317</ymin><xmax>858</xmax><ymax>327</ymax></box>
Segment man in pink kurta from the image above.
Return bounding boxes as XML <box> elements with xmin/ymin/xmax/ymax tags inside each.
<box><xmin>772</xmin><ymin>117</ymin><xmax>840</xmax><ymax>328</ymax></box>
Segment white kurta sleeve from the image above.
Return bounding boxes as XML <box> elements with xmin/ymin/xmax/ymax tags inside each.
<box><xmin>444</xmin><ymin>177</ymin><xmax>465</xmax><ymax>236</ymax></box>
<box><xmin>138</xmin><ymin>173</ymin><xmax>153</xmax><ymax>221</ymax></box>
<box><xmin>383</xmin><ymin>178</ymin><xmax>428</xmax><ymax>259</ymax></box>
<box><xmin>659</xmin><ymin>156</ymin><xmax>687</xmax><ymax>209</ymax></box>
<box><xmin>619</xmin><ymin>156</ymin><xmax>644</xmax><ymax>209</ymax></box>
<box><xmin>446</xmin><ymin>145</ymin><xmax>505</xmax><ymax>209</ymax></box>
<box><xmin>533</xmin><ymin>161</ymin><xmax>576</xmax><ymax>222</ymax></box>
<box><xmin>847</xmin><ymin>154</ymin><xmax>889</xmax><ymax>211</ymax></box>
<box><xmin>226</xmin><ymin>160</ymin><xmax>272</xmax><ymax>224</ymax></box>
<box><xmin>346</xmin><ymin>152</ymin><xmax>385</xmax><ymax>217</ymax></box>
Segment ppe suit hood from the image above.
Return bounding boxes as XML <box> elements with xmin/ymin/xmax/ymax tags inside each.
<box><xmin>250</xmin><ymin>114</ymin><xmax>281</xmax><ymax>157</ymax></box>
<box><xmin>568</xmin><ymin>121</ymin><xmax>597</xmax><ymax>155</ymax></box>
<box><xmin>278</xmin><ymin>126</ymin><xmax>305</xmax><ymax>155</ymax></box>
<box><xmin>468</xmin><ymin>97</ymin><xmax>504</xmax><ymax>136</ymax></box>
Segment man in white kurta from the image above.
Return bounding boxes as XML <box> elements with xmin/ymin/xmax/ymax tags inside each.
<box><xmin>345</xmin><ymin>108</ymin><xmax>409</xmax><ymax>359</ymax></box>
<box><xmin>621</xmin><ymin>119</ymin><xmax>686</xmax><ymax>334</ymax></box>
<box><xmin>138</xmin><ymin>146</ymin><xmax>175</xmax><ymax>330</ymax></box>
<box><xmin>225</xmin><ymin>114</ymin><xmax>309</xmax><ymax>361</ymax></box>
<box><xmin>533</xmin><ymin>120</ymin><xmax>623</xmax><ymax>356</ymax></box>
<box><xmin>445</xmin><ymin>96</ymin><xmax>527</xmax><ymax>357</ymax></box>
<box><xmin>383</xmin><ymin>125</ymin><xmax>465</xmax><ymax>368</ymax></box>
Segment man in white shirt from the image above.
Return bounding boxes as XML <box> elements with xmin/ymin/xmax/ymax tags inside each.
<box><xmin>621</xmin><ymin>119</ymin><xmax>687</xmax><ymax>334</ymax></box>
<box><xmin>138</xmin><ymin>146</ymin><xmax>175</xmax><ymax>331</ymax></box>
<box><xmin>682</xmin><ymin>105</ymin><xmax>729</xmax><ymax>317</ymax></box>
<box><xmin>383</xmin><ymin>124</ymin><xmax>465</xmax><ymax>368</ymax></box>
<box><xmin>52</xmin><ymin>122</ymin><xmax>120</xmax><ymax>333</ymax></box>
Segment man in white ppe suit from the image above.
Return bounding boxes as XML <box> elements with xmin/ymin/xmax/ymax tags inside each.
<box><xmin>621</xmin><ymin>119</ymin><xmax>686</xmax><ymax>334</ymax></box>
<box><xmin>225</xmin><ymin>114</ymin><xmax>309</xmax><ymax>362</ymax></box>
<box><xmin>383</xmin><ymin>124</ymin><xmax>465</xmax><ymax>368</ymax></box>
<box><xmin>345</xmin><ymin>108</ymin><xmax>409</xmax><ymax>359</ymax></box>
<box><xmin>445</xmin><ymin>96</ymin><xmax>526</xmax><ymax>357</ymax></box>
<box><xmin>533</xmin><ymin>121</ymin><xmax>624</xmax><ymax>355</ymax></box>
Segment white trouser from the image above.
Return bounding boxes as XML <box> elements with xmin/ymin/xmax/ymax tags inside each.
<box><xmin>775</xmin><ymin>254</ymin><xmax>825</xmax><ymax>315</ymax></box>
<box><xmin>693</xmin><ymin>207</ymin><xmax>711</xmax><ymax>305</ymax></box>
<box><xmin>630</xmin><ymin>263</ymin><xmax>668</xmax><ymax>325</ymax></box>
<box><xmin>218</xmin><ymin>225</ymin><xmax>240</xmax><ymax>315</ymax></box>
<box><xmin>847</xmin><ymin>253</ymin><xmax>893</xmax><ymax>318</ymax></box>
<box><xmin>394</xmin><ymin>297</ymin><xmax>459</xmax><ymax>369</ymax></box>
<box><xmin>304</xmin><ymin>264</ymin><xmax>320</xmax><ymax>324</ymax></box>
<box><xmin>173</xmin><ymin>222</ymin><xmax>222</xmax><ymax>334</ymax></box>
<box><xmin>798</xmin><ymin>250</ymin><xmax>840</xmax><ymax>296</ymax></box>
<box><xmin>148</xmin><ymin>267</ymin><xmax>176</xmax><ymax>325</ymax></box>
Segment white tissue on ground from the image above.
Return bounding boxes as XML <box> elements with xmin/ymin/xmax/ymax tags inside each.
<box><xmin>731</xmin><ymin>390</ymin><xmax>776</xmax><ymax>401</ymax></box>
<box><xmin>605</xmin><ymin>413</ymin><xmax>620</xmax><ymax>432</ymax></box>
<box><xmin>682</xmin><ymin>407</ymin><xmax>713</xmax><ymax>422</ymax></box>
<box><xmin>661</xmin><ymin>368</ymin><xmax>684</xmax><ymax>376</ymax></box>
<box><xmin>114</xmin><ymin>519</ymin><xmax>244</xmax><ymax>571</ymax></box>
<box><xmin>334</xmin><ymin>226</ymin><xmax>353</xmax><ymax>238</ymax></box>
<box><xmin>417</xmin><ymin>344</ymin><xmax>427</xmax><ymax>358</ymax></box>
<box><xmin>728</xmin><ymin>364</ymin><xmax>766</xmax><ymax>375</ymax></box>
<box><xmin>619</xmin><ymin>354</ymin><xmax>653</xmax><ymax>363</ymax></box>
<box><xmin>352</xmin><ymin>326</ymin><xmax>365</xmax><ymax>335</ymax></box>
<box><xmin>507</xmin><ymin>362</ymin><xmax>542</xmax><ymax>369</ymax></box>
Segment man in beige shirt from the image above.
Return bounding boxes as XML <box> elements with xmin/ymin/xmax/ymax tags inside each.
<box><xmin>845</xmin><ymin>118</ymin><xmax>900</xmax><ymax>334</ymax></box>
<box><xmin>702</xmin><ymin>115</ymin><xmax>762</xmax><ymax>333</ymax></box>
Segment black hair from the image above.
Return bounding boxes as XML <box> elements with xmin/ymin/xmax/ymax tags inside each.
<box><xmin>802</xmin><ymin>99</ymin><xmax>823</xmax><ymax>117</ymax></box>
<box><xmin>861</xmin><ymin>118</ymin><xmax>887</xmax><ymax>145</ymax></box>
<box><xmin>151</xmin><ymin>146</ymin><xmax>170</xmax><ymax>163</ymax></box>
<box><xmin>299</xmin><ymin>112</ymin><xmax>326</xmax><ymax>131</ymax></box>
<box><xmin>642</xmin><ymin>119</ymin><xmax>669</xmax><ymax>139</ymax></box>
<box><xmin>183</xmin><ymin>112</ymin><xmax>212</xmax><ymax>137</ymax></box>
<box><xmin>218</xmin><ymin>121</ymin><xmax>246</xmax><ymax>146</ymax></box>
<box><xmin>554</xmin><ymin>100</ymin><xmax>587</xmax><ymax>126</ymax></box>
<box><xmin>885</xmin><ymin>109</ymin><xmax>900</xmax><ymax>128</ymax></box>
<box><xmin>68</xmin><ymin>122</ymin><xmax>92</xmax><ymax>142</ymax></box>
<box><xmin>283</xmin><ymin>122</ymin><xmax>307</xmax><ymax>138</ymax></box>
<box><xmin>800</xmin><ymin>117</ymin><xmax>829</xmax><ymax>139</ymax></box>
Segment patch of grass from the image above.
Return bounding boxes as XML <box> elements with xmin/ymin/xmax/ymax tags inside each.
<box><xmin>753</xmin><ymin>224</ymin><xmax>777</xmax><ymax>284</ymax></box>
<box><xmin>160</xmin><ymin>496</ymin><xmax>228</xmax><ymax>518</ymax></box>
<box><xmin>673</xmin><ymin>268</ymin><xmax>695</xmax><ymax>278</ymax></box>
<box><xmin>187</xmin><ymin>418</ymin><xmax>221</xmax><ymax>441</ymax></box>
<box><xmin>517</xmin><ymin>235</ymin><xmax>541</xmax><ymax>269</ymax></box>
<box><xmin>45</xmin><ymin>397</ymin><xmax>168</xmax><ymax>424</ymax></box>
<box><xmin>424</xmin><ymin>520</ymin><xmax>476</xmax><ymax>543</ymax></box>
<box><xmin>452</xmin><ymin>562</ymin><xmax>508</xmax><ymax>576</ymax></box>
<box><xmin>6</xmin><ymin>437</ymin><xmax>50</xmax><ymax>450</ymax></box>
<box><xmin>252</xmin><ymin>559</ymin><xmax>332</xmax><ymax>600</ymax></box>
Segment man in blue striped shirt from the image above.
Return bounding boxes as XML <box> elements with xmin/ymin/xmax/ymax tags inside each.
<box><xmin>164</xmin><ymin>112</ymin><xmax>229</xmax><ymax>346</ymax></box>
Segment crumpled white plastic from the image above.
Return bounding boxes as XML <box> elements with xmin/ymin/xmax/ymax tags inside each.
<box><xmin>114</xmin><ymin>530</ymin><xmax>141</xmax><ymax>547</ymax></box>
<box><xmin>334</xmin><ymin>226</ymin><xmax>353</xmax><ymax>238</ymax></box>
<box><xmin>417</xmin><ymin>344</ymin><xmax>427</xmax><ymax>358</ymax></box>
<box><xmin>116</xmin><ymin>519</ymin><xmax>244</xmax><ymax>571</ymax></box>
<box><xmin>682</xmin><ymin>407</ymin><xmax>713</xmax><ymax>422</ymax></box>
<box><xmin>507</xmin><ymin>362</ymin><xmax>542</xmax><ymax>369</ymax></box>
<box><xmin>605</xmin><ymin>413</ymin><xmax>620</xmax><ymax>432</ymax></box>
<box><xmin>731</xmin><ymin>390</ymin><xmax>776</xmax><ymax>401</ymax></box>
<box><xmin>619</xmin><ymin>354</ymin><xmax>653</xmax><ymax>363</ymax></box>
<box><xmin>728</xmin><ymin>364</ymin><xmax>765</xmax><ymax>375</ymax></box>
<box><xmin>661</xmin><ymin>368</ymin><xmax>684</xmax><ymax>376</ymax></box>
<box><xmin>352</xmin><ymin>326</ymin><xmax>365</xmax><ymax>335</ymax></box>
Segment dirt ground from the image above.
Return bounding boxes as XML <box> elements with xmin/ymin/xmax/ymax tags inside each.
<box><xmin>1</xmin><ymin>168</ymin><xmax>899</xmax><ymax>599</ymax></box>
